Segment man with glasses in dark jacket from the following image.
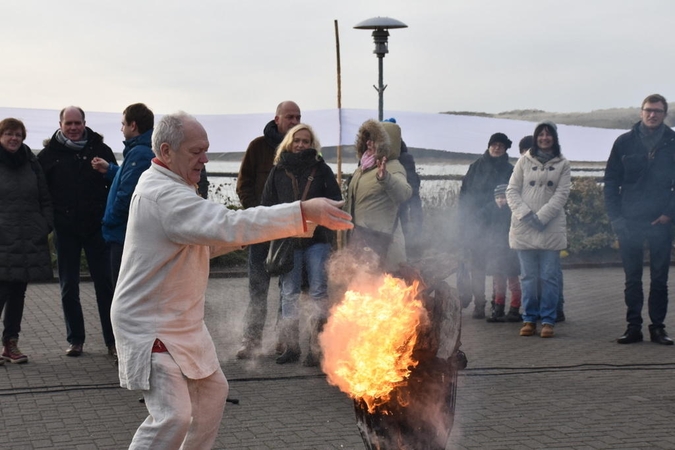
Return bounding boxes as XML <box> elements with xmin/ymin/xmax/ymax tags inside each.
<box><xmin>604</xmin><ymin>93</ymin><xmax>675</xmax><ymax>345</ymax></box>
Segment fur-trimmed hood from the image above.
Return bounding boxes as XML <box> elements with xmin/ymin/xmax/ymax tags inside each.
<box><xmin>354</xmin><ymin>119</ymin><xmax>392</xmax><ymax>161</ymax></box>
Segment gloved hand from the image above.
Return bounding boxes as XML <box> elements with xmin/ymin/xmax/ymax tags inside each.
<box><xmin>522</xmin><ymin>211</ymin><xmax>546</xmax><ymax>231</ymax></box>
<box><xmin>611</xmin><ymin>217</ymin><xmax>628</xmax><ymax>239</ymax></box>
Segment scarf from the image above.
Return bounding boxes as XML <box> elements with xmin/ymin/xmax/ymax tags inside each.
<box><xmin>277</xmin><ymin>149</ymin><xmax>319</xmax><ymax>176</ymax></box>
<box><xmin>55</xmin><ymin>129</ymin><xmax>89</xmax><ymax>151</ymax></box>
<box><xmin>0</xmin><ymin>144</ymin><xmax>28</xmax><ymax>169</ymax></box>
<box><xmin>360</xmin><ymin>150</ymin><xmax>377</xmax><ymax>171</ymax></box>
<box><xmin>263</xmin><ymin>120</ymin><xmax>284</xmax><ymax>149</ymax></box>
<box><xmin>534</xmin><ymin>148</ymin><xmax>555</xmax><ymax>165</ymax></box>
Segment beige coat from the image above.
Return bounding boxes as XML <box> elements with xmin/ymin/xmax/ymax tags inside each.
<box><xmin>345</xmin><ymin>120</ymin><xmax>412</xmax><ymax>270</ymax></box>
<box><xmin>506</xmin><ymin>151</ymin><xmax>571</xmax><ymax>251</ymax></box>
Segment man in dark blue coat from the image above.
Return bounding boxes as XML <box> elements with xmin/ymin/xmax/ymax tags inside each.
<box><xmin>92</xmin><ymin>103</ymin><xmax>154</xmax><ymax>289</ymax></box>
<box><xmin>604</xmin><ymin>93</ymin><xmax>675</xmax><ymax>345</ymax></box>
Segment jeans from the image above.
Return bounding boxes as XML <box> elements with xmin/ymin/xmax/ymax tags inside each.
<box><xmin>0</xmin><ymin>281</ymin><xmax>28</xmax><ymax>343</ymax></box>
<box><xmin>130</xmin><ymin>352</ymin><xmax>228</xmax><ymax>450</ymax></box>
<box><xmin>279</xmin><ymin>243</ymin><xmax>331</xmax><ymax>320</ymax></box>
<box><xmin>54</xmin><ymin>227</ymin><xmax>115</xmax><ymax>347</ymax></box>
<box><xmin>518</xmin><ymin>250</ymin><xmax>560</xmax><ymax>325</ymax></box>
<box><xmin>241</xmin><ymin>242</ymin><xmax>271</xmax><ymax>345</ymax></box>
<box><xmin>618</xmin><ymin>221</ymin><xmax>672</xmax><ymax>330</ymax></box>
<box><xmin>557</xmin><ymin>265</ymin><xmax>565</xmax><ymax>314</ymax></box>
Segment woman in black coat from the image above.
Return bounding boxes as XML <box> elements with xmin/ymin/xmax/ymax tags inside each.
<box><xmin>261</xmin><ymin>123</ymin><xmax>342</xmax><ymax>366</ymax></box>
<box><xmin>0</xmin><ymin>118</ymin><xmax>54</xmax><ymax>364</ymax></box>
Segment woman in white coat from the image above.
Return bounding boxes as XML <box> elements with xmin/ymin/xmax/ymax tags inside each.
<box><xmin>506</xmin><ymin>121</ymin><xmax>571</xmax><ymax>338</ymax></box>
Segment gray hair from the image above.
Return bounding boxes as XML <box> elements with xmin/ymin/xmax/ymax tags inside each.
<box><xmin>152</xmin><ymin>111</ymin><xmax>195</xmax><ymax>156</ymax></box>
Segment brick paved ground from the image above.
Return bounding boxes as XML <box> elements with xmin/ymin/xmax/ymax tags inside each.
<box><xmin>1</xmin><ymin>267</ymin><xmax>674</xmax><ymax>449</ymax></box>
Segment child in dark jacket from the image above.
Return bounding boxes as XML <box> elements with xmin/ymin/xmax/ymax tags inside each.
<box><xmin>480</xmin><ymin>184</ymin><xmax>522</xmax><ymax>322</ymax></box>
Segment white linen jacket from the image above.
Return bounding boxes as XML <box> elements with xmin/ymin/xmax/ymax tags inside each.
<box><xmin>506</xmin><ymin>151</ymin><xmax>571</xmax><ymax>251</ymax></box>
<box><xmin>111</xmin><ymin>162</ymin><xmax>305</xmax><ymax>390</ymax></box>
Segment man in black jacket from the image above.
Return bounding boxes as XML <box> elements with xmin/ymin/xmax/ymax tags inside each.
<box><xmin>38</xmin><ymin>106</ymin><xmax>118</xmax><ymax>358</ymax></box>
<box><xmin>235</xmin><ymin>101</ymin><xmax>301</xmax><ymax>359</ymax></box>
<box><xmin>604</xmin><ymin>93</ymin><xmax>675</xmax><ymax>345</ymax></box>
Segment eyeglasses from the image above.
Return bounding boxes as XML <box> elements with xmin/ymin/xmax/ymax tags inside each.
<box><xmin>642</xmin><ymin>108</ymin><xmax>666</xmax><ymax>115</ymax></box>
<box><xmin>2</xmin><ymin>132</ymin><xmax>23</xmax><ymax>138</ymax></box>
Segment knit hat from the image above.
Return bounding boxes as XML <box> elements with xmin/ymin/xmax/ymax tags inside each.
<box><xmin>488</xmin><ymin>132</ymin><xmax>512</xmax><ymax>150</ymax></box>
<box><xmin>538</xmin><ymin>120</ymin><xmax>557</xmax><ymax>131</ymax></box>
<box><xmin>494</xmin><ymin>184</ymin><xmax>507</xmax><ymax>197</ymax></box>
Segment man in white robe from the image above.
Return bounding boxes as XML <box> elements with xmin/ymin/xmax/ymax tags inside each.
<box><xmin>111</xmin><ymin>112</ymin><xmax>352</xmax><ymax>449</ymax></box>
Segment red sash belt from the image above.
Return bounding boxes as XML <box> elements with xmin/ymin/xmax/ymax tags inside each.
<box><xmin>152</xmin><ymin>339</ymin><xmax>168</xmax><ymax>353</ymax></box>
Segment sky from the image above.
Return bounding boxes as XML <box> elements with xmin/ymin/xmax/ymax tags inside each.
<box><xmin>3</xmin><ymin>0</ymin><xmax>674</xmax><ymax>117</ymax></box>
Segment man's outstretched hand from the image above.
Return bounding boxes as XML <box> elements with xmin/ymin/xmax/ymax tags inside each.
<box><xmin>301</xmin><ymin>198</ymin><xmax>353</xmax><ymax>230</ymax></box>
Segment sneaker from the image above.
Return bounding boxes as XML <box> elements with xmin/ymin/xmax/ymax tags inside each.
<box><xmin>3</xmin><ymin>339</ymin><xmax>28</xmax><ymax>364</ymax></box>
<box><xmin>540</xmin><ymin>324</ymin><xmax>554</xmax><ymax>338</ymax></box>
<box><xmin>519</xmin><ymin>322</ymin><xmax>536</xmax><ymax>336</ymax></box>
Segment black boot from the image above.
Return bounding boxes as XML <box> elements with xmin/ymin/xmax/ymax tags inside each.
<box><xmin>505</xmin><ymin>307</ymin><xmax>522</xmax><ymax>322</ymax></box>
<box><xmin>276</xmin><ymin>346</ymin><xmax>300</xmax><ymax>364</ymax></box>
<box><xmin>303</xmin><ymin>317</ymin><xmax>325</xmax><ymax>367</ymax></box>
<box><xmin>276</xmin><ymin>319</ymin><xmax>300</xmax><ymax>364</ymax></box>
<box><xmin>472</xmin><ymin>303</ymin><xmax>486</xmax><ymax>319</ymax></box>
<box><xmin>486</xmin><ymin>303</ymin><xmax>506</xmax><ymax>322</ymax></box>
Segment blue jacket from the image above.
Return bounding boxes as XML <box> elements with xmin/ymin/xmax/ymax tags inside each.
<box><xmin>102</xmin><ymin>129</ymin><xmax>154</xmax><ymax>244</ymax></box>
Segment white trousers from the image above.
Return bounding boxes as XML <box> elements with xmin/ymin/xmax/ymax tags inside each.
<box><xmin>129</xmin><ymin>352</ymin><xmax>229</xmax><ymax>450</ymax></box>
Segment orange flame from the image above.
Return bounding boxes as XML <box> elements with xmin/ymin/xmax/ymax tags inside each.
<box><xmin>320</xmin><ymin>274</ymin><xmax>427</xmax><ymax>413</ymax></box>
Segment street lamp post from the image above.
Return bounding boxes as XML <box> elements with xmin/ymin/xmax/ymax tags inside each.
<box><xmin>354</xmin><ymin>17</ymin><xmax>408</xmax><ymax>121</ymax></box>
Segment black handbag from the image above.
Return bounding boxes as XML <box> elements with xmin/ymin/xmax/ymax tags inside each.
<box><xmin>265</xmin><ymin>238</ymin><xmax>296</xmax><ymax>275</ymax></box>
<box><xmin>264</xmin><ymin>167</ymin><xmax>317</xmax><ymax>275</ymax></box>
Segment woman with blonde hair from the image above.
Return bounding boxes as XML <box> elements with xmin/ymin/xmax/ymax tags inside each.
<box><xmin>261</xmin><ymin>123</ymin><xmax>342</xmax><ymax>366</ymax></box>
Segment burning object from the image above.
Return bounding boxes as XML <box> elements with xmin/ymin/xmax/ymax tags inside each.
<box><xmin>321</xmin><ymin>267</ymin><xmax>465</xmax><ymax>450</ymax></box>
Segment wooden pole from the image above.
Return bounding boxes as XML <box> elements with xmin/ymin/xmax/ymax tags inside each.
<box><xmin>335</xmin><ymin>19</ymin><xmax>345</xmax><ymax>249</ymax></box>
<box><xmin>334</xmin><ymin>19</ymin><xmax>343</xmax><ymax>186</ymax></box>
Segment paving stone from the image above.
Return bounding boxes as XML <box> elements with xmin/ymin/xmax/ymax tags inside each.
<box><xmin>0</xmin><ymin>268</ymin><xmax>674</xmax><ymax>448</ymax></box>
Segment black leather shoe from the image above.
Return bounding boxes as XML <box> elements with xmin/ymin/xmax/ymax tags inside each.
<box><xmin>617</xmin><ymin>329</ymin><xmax>643</xmax><ymax>344</ymax></box>
<box><xmin>108</xmin><ymin>345</ymin><xmax>118</xmax><ymax>365</ymax></box>
<box><xmin>66</xmin><ymin>343</ymin><xmax>83</xmax><ymax>357</ymax></box>
<box><xmin>649</xmin><ymin>328</ymin><xmax>674</xmax><ymax>345</ymax></box>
